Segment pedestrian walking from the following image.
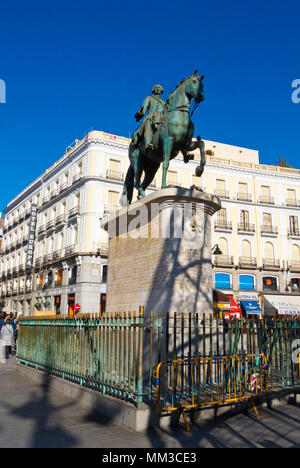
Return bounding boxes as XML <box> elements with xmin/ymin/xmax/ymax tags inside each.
<box><xmin>0</xmin><ymin>316</ymin><xmax>14</xmax><ymax>360</ymax></box>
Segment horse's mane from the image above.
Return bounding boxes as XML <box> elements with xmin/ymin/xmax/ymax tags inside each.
<box><xmin>165</xmin><ymin>75</ymin><xmax>193</xmax><ymax>107</ymax></box>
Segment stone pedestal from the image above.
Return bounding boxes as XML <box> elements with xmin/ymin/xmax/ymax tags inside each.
<box><xmin>101</xmin><ymin>188</ymin><xmax>221</xmax><ymax>317</ymax></box>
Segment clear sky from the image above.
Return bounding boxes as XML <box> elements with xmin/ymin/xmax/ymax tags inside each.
<box><xmin>0</xmin><ymin>0</ymin><xmax>299</xmax><ymax>209</ymax></box>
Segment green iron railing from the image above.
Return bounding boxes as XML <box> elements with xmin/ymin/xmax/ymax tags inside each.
<box><xmin>16</xmin><ymin>312</ymin><xmax>300</xmax><ymax>408</ymax></box>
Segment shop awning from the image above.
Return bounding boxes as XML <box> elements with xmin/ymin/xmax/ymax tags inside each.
<box><xmin>225</xmin><ymin>295</ymin><xmax>242</xmax><ymax>319</ymax></box>
<box><xmin>264</xmin><ymin>295</ymin><xmax>300</xmax><ymax>316</ymax></box>
<box><xmin>213</xmin><ymin>289</ymin><xmax>230</xmax><ymax>312</ymax></box>
<box><xmin>240</xmin><ymin>300</ymin><xmax>262</xmax><ymax>315</ymax></box>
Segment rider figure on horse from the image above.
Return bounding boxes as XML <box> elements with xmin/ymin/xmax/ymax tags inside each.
<box><xmin>131</xmin><ymin>84</ymin><xmax>165</xmax><ymax>153</ymax></box>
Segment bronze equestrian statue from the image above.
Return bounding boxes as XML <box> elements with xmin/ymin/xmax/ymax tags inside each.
<box><xmin>120</xmin><ymin>71</ymin><xmax>206</xmax><ymax>206</ymax></box>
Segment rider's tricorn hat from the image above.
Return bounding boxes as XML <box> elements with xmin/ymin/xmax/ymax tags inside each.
<box><xmin>152</xmin><ymin>84</ymin><xmax>164</xmax><ymax>94</ymax></box>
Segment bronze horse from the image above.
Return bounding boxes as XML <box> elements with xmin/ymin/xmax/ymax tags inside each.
<box><xmin>120</xmin><ymin>71</ymin><xmax>206</xmax><ymax>206</ymax></box>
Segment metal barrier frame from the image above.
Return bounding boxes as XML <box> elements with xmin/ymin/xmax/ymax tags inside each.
<box><xmin>154</xmin><ymin>354</ymin><xmax>268</xmax><ymax>414</ymax></box>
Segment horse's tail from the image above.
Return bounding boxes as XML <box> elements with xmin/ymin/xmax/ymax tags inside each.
<box><xmin>120</xmin><ymin>165</ymin><xmax>135</xmax><ymax>207</ymax></box>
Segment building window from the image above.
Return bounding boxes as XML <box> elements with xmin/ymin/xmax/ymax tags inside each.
<box><xmin>69</xmin><ymin>266</ymin><xmax>77</xmax><ymax>285</ymax></box>
<box><xmin>215</xmin><ymin>273</ymin><xmax>231</xmax><ymax>290</ymax></box>
<box><xmin>240</xmin><ymin>210</ymin><xmax>250</xmax><ymax>229</ymax></box>
<box><xmin>239</xmin><ymin>275</ymin><xmax>255</xmax><ymax>291</ymax></box>
<box><xmin>102</xmin><ymin>265</ymin><xmax>108</xmax><ymax>283</ymax></box>
<box><xmin>289</xmin><ymin>216</ymin><xmax>299</xmax><ymax>235</ymax></box>
<box><xmin>291</xmin><ymin>278</ymin><xmax>300</xmax><ymax>292</ymax></box>
<box><xmin>263</xmin><ymin>276</ymin><xmax>278</xmax><ymax>291</ymax></box>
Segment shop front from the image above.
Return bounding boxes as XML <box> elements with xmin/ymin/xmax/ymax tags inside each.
<box><xmin>263</xmin><ymin>295</ymin><xmax>300</xmax><ymax>317</ymax></box>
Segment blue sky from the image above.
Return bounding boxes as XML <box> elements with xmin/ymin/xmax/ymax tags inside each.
<box><xmin>0</xmin><ymin>0</ymin><xmax>299</xmax><ymax>208</ymax></box>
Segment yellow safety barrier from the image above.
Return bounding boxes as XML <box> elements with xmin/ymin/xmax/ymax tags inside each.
<box><xmin>154</xmin><ymin>354</ymin><xmax>268</xmax><ymax>414</ymax></box>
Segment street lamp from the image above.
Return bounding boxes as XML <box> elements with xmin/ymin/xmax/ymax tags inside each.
<box><xmin>211</xmin><ymin>244</ymin><xmax>223</xmax><ymax>256</ymax></box>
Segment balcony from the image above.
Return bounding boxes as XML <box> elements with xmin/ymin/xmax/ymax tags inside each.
<box><xmin>238</xmin><ymin>223</ymin><xmax>255</xmax><ymax>234</ymax></box>
<box><xmin>288</xmin><ymin>261</ymin><xmax>300</xmax><ymax>272</ymax></box>
<box><xmin>263</xmin><ymin>258</ymin><xmax>280</xmax><ymax>270</ymax></box>
<box><xmin>286</xmin><ymin>199</ymin><xmax>300</xmax><ymax>207</ymax></box>
<box><xmin>259</xmin><ymin>195</ymin><xmax>274</xmax><ymax>205</ymax></box>
<box><xmin>19</xmin><ymin>264</ymin><xmax>25</xmax><ymax>275</ymax></box>
<box><xmin>239</xmin><ymin>257</ymin><xmax>257</xmax><ymax>268</ymax></box>
<box><xmin>65</xmin><ymin>244</ymin><xmax>77</xmax><ymax>256</ymax></box>
<box><xmin>22</xmin><ymin>236</ymin><xmax>28</xmax><ymax>246</ymax></box>
<box><xmin>72</xmin><ymin>173</ymin><xmax>83</xmax><ymax>184</ymax></box>
<box><xmin>53</xmin><ymin>249</ymin><xmax>63</xmax><ymax>260</ymax></box>
<box><xmin>25</xmin><ymin>208</ymin><xmax>31</xmax><ymax>218</ymax></box>
<box><xmin>60</xmin><ymin>182</ymin><xmax>69</xmax><ymax>193</ymax></box>
<box><xmin>237</xmin><ymin>193</ymin><xmax>252</xmax><ymax>202</ymax></box>
<box><xmin>19</xmin><ymin>286</ymin><xmax>25</xmax><ymax>294</ymax></box>
<box><xmin>51</xmin><ymin>189</ymin><xmax>59</xmax><ymax>199</ymax></box>
<box><xmin>106</xmin><ymin>170</ymin><xmax>124</xmax><ymax>182</ymax></box>
<box><xmin>261</xmin><ymin>225</ymin><xmax>278</xmax><ymax>236</ymax></box>
<box><xmin>7</xmin><ymin>268</ymin><xmax>12</xmax><ymax>278</ymax></box>
<box><xmin>214</xmin><ymin>220</ymin><xmax>233</xmax><ymax>232</ymax></box>
<box><xmin>42</xmin><ymin>195</ymin><xmax>50</xmax><ymax>205</ymax></box>
<box><xmin>12</xmin><ymin>266</ymin><xmax>18</xmax><ymax>276</ymax></box>
<box><xmin>214</xmin><ymin>255</ymin><xmax>234</xmax><ymax>267</ymax></box>
<box><xmin>103</xmin><ymin>204</ymin><xmax>118</xmax><ymax>216</ymax></box>
<box><xmin>288</xmin><ymin>228</ymin><xmax>300</xmax><ymax>239</ymax></box>
<box><xmin>68</xmin><ymin>206</ymin><xmax>80</xmax><ymax>219</ymax></box>
<box><xmin>26</xmin><ymin>285</ymin><xmax>32</xmax><ymax>293</ymax></box>
<box><xmin>55</xmin><ymin>214</ymin><xmax>67</xmax><ymax>226</ymax></box>
<box><xmin>46</xmin><ymin>219</ymin><xmax>55</xmax><ymax>231</ymax></box>
<box><xmin>43</xmin><ymin>253</ymin><xmax>53</xmax><ymax>265</ymax></box>
<box><xmin>38</xmin><ymin>224</ymin><xmax>46</xmax><ymax>236</ymax></box>
<box><xmin>35</xmin><ymin>257</ymin><xmax>43</xmax><ymax>267</ymax></box>
<box><xmin>214</xmin><ymin>190</ymin><xmax>230</xmax><ymax>199</ymax></box>
<box><xmin>98</xmin><ymin>243</ymin><xmax>108</xmax><ymax>257</ymax></box>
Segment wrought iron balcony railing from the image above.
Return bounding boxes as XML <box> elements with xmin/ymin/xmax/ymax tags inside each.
<box><xmin>259</xmin><ymin>196</ymin><xmax>274</xmax><ymax>205</ymax></box>
<box><xmin>238</xmin><ymin>223</ymin><xmax>255</xmax><ymax>233</ymax></box>
<box><xmin>263</xmin><ymin>258</ymin><xmax>280</xmax><ymax>269</ymax></box>
<box><xmin>53</xmin><ymin>249</ymin><xmax>63</xmax><ymax>260</ymax></box>
<box><xmin>286</xmin><ymin>199</ymin><xmax>300</xmax><ymax>207</ymax></box>
<box><xmin>239</xmin><ymin>257</ymin><xmax>257</xmax><ymax>267</ymax></box>
<box><xmin>214</xmin><ymin>220</ymin><xmax>233</xmax><ymax>231</ymax></box>
<box><xmin>214</xmin><ymin>190</ymin><xmax>230</xmax><ymax>199</ymax></box>
<box><xmin>106</xmin><ymin>170</ymin><xmax>124</xmax><ymax>181</ymax></box>
<box><xmin>60</xmin><ymin>182</ymin><xmax>69</xmax><ymax>193</ymax></box>
<box><xmin>288</xmin><ymin>228</ymin><xmax>300</xmax><ymax>237</ymax></box>
<box><xmin>55</xmin><ymin>214</ymin><xmax>67</xmax><ymax>226</ymax></box>
<box><xmin>38</xmin><ymin>224</ymin><xmax>46</xmax><ymax>235</ymax></box>
<box><xmin>237</xmin><ymin>193</ymin><xmax>252</xmax><ymax>202</ymax></box>
<box><xmin>103</xmin><ymin>204</ymin><xmax>118</xmax><ymax>215</ymax></box>
<box><xmin>288</xmin><ymin>261</ymin><xmax>300</xmax><ymax>271</ymax></box>
<box><xmin>261</xmin><ymin>225</ymin><xmax>278</xmax><ymax>235</ymax></box>
<box><xmin>72</xmin><ymin>173</ymin><xmax>83</xmax><ymax>184</ymax></box>
<box><xmin>68</xmin><ymin>206</ymin><xmax>80</xmax><ymax>218</ymax></box>
<box><xmin>214</xmin><ymin>255</ymin><xmax>234</xmax><ymax>266</ymax></box>
<box><xmin>65</xmin><ymin>244</ymin><xmax>77</xmax><ymax>255</ymax></box>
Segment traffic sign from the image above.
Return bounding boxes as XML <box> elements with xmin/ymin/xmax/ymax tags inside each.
<box><xmin>74</xmin><ymin>304</ymin><xmax>80</xmax><ymax>312</ymax></box>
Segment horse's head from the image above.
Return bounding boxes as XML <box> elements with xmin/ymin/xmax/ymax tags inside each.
<box><xmin>185</xmin><ymin>71</ymin><xmax>205</xmax><ymax>103</ymax></box>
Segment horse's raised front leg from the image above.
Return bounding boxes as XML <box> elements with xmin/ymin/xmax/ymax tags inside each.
<box><xmin>183</xmin><ymin>136</ymin><xmax>206</xmax><ymax>178</ymax></box>
<box><xmin>161</xmin><ymin>138</ymin><xmax>173</xmax><ymax>188</ymax></box>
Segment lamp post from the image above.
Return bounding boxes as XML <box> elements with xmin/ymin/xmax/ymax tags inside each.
<box><xmin>211</xmin><ymin>244</ymin><xmax>223</xmax><ymax>256</ymax></box>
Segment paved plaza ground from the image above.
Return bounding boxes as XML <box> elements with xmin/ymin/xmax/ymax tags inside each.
<box><xmin>0</xmin><ymin>357</ymin><xmax>300</xmax><ymax>448</ymax></box>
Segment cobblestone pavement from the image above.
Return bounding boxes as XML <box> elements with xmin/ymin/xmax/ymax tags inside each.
<box><xmin>0</xmin><ymin>358</ymin><xmax>299</xmax><ymax>448</ymax></box>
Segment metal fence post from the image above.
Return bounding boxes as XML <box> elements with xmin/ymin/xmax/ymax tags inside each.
<box><xmin>137</xmin><ymin>306</ymin><xmax>144</xmax><ymax>409</ymax></box>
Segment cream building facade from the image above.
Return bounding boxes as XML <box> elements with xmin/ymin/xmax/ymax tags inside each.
<box><xmin>1</xmin><ymin>130</ymin><xmax>300</xmax><ymax>316</ymax></box>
